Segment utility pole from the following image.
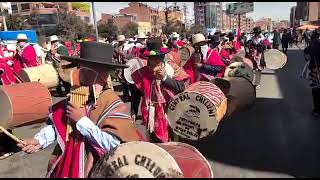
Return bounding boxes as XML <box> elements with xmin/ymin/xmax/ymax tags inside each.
<box><xmin>91</xmin><ymin>2</ymin><xmax>99</xmax><ymax>40</ymax></box>
<box><xmin>183</xmin><ymin>3</ymin><xmax>187</xmax><ymax>29</ymax></box>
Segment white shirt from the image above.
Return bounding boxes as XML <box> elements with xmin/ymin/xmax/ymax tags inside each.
<box><xmin>34</xmin><ymin>116</ymin><xmax>120</xmax><ymax>150</ymax></box>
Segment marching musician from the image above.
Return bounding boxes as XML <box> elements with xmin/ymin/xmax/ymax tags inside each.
<box><xmin>46</xmin><ymin>35</ymin><xmax>72</xmax><ymax>97</ymax></box>
<box><xmin>17</xmin><ymin>42</ymin><xmax>143</xmax><ymax>178</ymax></box>
<box><xmin>183</xmin><ymin>33</ymin><xmax>229</xmax><ymax>83</ymax></box>
<box><xmin>167</xmin><ymin>32</ymin><xmax>182</xmax><ymax>65</ymax></box>
<box><xmin>13</xmin><ymin>34</ymin><xmax>38</xmax><ymax>73</ymax></box>
<box><xmin>131</xmin><ymin>37</ymin><xmax>190</xmax><ymax>143</ymax></box>
<box><xmin>245</xmin><ymin>26</ymin><xmax>269</xmax><ymax>89</ymax></box>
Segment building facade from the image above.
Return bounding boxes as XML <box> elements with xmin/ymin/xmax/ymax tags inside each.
<box><xmin>295</xmin><ymin>2</ymin><xmax>320</xmax><ymax>26</ymax></box>
<box><xmin>194</xmin><ymin>2</ymin><xmax>222</xmax><ymax>30</ymax></box>
<box><xmin>290</xmin><ymin>6</ymin><xmax>297</xmax><ymax>27</ymax></box>
<box><xmin>98</xmin><ymin>13</ymin><xmax>137</xmax><ymax>30</ymax></box>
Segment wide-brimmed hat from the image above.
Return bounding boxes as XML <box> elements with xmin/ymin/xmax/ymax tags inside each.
<box><xmin>117</xmin><ymin>35</ymin><xmax>126</xmax><ymax>42</ymax></box>
<box><xmin>192</xmin><ymin>33</ymin><xmax>209</xmax><ymax>45</ymax></box>
<box><xmin>62</xmin><ymin>42</ymin><xmax>128</xmax><ymax>68</ymax></box>
<box><xmin>16</xmin><ymin>34</ymin><xmax>28</xmax><ymax>41</ymax></box>
<box><xmin>171</xmin><ymin>32</ymin><xmax>180</xmax><ymax>39</ymax></box>
<box><xmin>251</xmin><ymin>27</ymin><xmax>262</xmax><ymax>34</ymax></box>
<box><xmin>141</xmin><ymin>37</ymin><xmax>171</xmax><ymax>57</ymax></box>
<box><xmin>136</xmin><ymin>33</ymin><xmax>148</xmax><ymax>39</ymax></box>
<box><xmin>49</xmin><ymin>35</ymin><xmax>59</xmax><ymax>42</ymax></box>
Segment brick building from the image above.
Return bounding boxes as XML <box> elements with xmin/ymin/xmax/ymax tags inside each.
<box><xmin>98</xmin><ymin>13</ymin><xmax>137</xmax><ymax>30</ymax></box>
<box><xmin>290</xmin><ymin>6</ymin><xmax>297</xmax><ymax>27</ymax></box>
<box><xmin>295</xmin><ymin>2</ymin><xmax>320</xmax><ymax>26</ymax></box>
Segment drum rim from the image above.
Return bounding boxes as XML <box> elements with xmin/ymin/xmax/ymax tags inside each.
<box><xmin>158</xmin><ymin>142</ymin><xmax>214</xmax><ymax>178</ymax></box>
<box><xmin>0</xmin><ymin>85</ymin><xmax>13</xmax><ymax>129</ymax></box>
<box><xmin>124</xmin><ymin>58</ymin><xmax>145</xmax><ymax>84</ymax></box>
<box><xmin>224</xmin><ymin>62</ymin><xmax>254</xmax><ymax>82</ymax></box>
<box><xmin>264</xmin><ymin>49</ymin><xmax>287</xmax><ymax>70</ymax></box>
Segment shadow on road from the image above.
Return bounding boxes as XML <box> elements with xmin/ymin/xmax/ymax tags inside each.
<box><xmin>188</xmin><ymin>49</ymin><xmax>320</xmax><ymax>177</ymax></box>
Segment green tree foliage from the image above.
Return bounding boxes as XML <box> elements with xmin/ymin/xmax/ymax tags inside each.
<box><xmin>56</xmin><ymin>12</ymin><xmax>94</xmax><ymax>41</ymax></box>
<box><xmin>97</xmin><ymin>19</ymin><xmax>119</xmax><ymax>39</ymax></box>
<box><xmin>121</xmin><ymin>22</ymin><xmax>138</xmax><ymax>37</ymax></box>
<box><xmin>186</xmin><ymin>24</ymin><xmax>206</xmax><ymax>37</ymax></box>
<box><xmin>71</xmin><ymin>2</ymin><xmax>90</xmax><ymax>12</ymax></box>
<box><xmin>3</xmin><ymin>14</ymin><xmax>29</xmax><ymax>31</ymax></box>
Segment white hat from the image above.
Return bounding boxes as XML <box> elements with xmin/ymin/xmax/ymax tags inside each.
<box><xmin>171</xmin><ymin>32</ymin><xmax>180</xmax><ymax>39</ymax></box>
<box><xmin>117</xmin><ymin>35</ymin><xmax>126</xmax><ymax>42</ymax></box>
<box><xmin>128</xmin><ymin>38</ymin><xmax>136</xmax><ymax>42</ymax></box>
<box><xmin>136</xmin><ymin>33</ymin><xmax>148</xmax><ymax>39</ymax></box>
<box><xmin>16</xmin><ymin>34</ymin><xmax>28</xmax><ymax>41</ymax></box>
<box><xmin>192</xmin><ymin>33</ymin><xmax>209</xmax><ymax>45</ymax></box>
<box><xmin>49</xmin><ymin>35</ymin><xmax>59</xmax><ymax>42</ymax></box>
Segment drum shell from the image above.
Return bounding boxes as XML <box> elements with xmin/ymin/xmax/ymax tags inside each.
<box><xmin>157</xmin><ymin>142</ymin><xmax>213</xmax><ymax>178</ymax></box>
<box><xmin>224</xmin><ymin>62</ymin><xmax>254</xmax><ymax>82</ymax></box>
<box><xmin>0</xmin><ymin>82</ymin><xmax>52</xmax><ymax>129</ymax></box>
<box><xmin>167</xmin><ymin>81</ymin><xmax>227</xmax><ymax>140</ymax></box>
<box><xmin>264</xmin><ymin>49</ymin><xmax>287</xmax><ymax>70</ymax></box>
<box><xmin>124</xmin><ymin>58</ymin><xmax>147</xmax><ymax>84</ymax></box>
<box><xmin>19</xmin><ymin>64</ymin><xmax>59</xmax><ymax>89</ymax></box>
<box><xmin>178</xmin><ymin>46</ymin><xmax>195</xmax><ymax>67</ymax></box>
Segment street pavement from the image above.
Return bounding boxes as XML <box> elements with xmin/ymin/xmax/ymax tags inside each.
<box><xmin>0</xmin><ymin>45</ymin><xmax>319</xmax><ymax>178</ymax></box>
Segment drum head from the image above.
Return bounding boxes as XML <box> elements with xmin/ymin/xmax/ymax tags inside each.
<box><xmin>89</xmin><ymin>141</ymin><xmax>183</xmax><ymax>178</ymax></box>
<box><xmin>0</xmin><ymin>86</ymin><xmax>12</xmax><ymax>128</ymax></box>
<box><xmin>124</xmin><ymin>58</ymin><xmax>145</xmax><ymax>84</ymax></box>
<box><xmin>224</xmin><ymin>62</ymin><xmax>254</xmax><ymax>82</ymax></box>
<box><xmin>264</xmin><ymin>49</ymin><xmax>287</xmax><ymax>70</ymax></box>
<box><xmin>167</xmin><ymin>92</ymin><xmax>220</xmax><ymax>140</ymax></box>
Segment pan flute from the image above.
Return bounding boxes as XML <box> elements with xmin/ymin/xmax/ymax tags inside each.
<box><xmin>66</xmin><ymin>86</ymin><xmax>90</xmax><ymax>141</ymax></box>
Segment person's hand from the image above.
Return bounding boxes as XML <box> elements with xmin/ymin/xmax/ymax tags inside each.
<box><xmin>17</xmin><ymin>138</ymin><xmax>41</xmax><ymax>154</ymax></box>
<box><xmin>154</xmin><ymin>67</ymin><xmax>166</xmax><ymax>80</ymax></box>
<box><xmin>66</xmin><ymin>102</ymin><xmax>86</xmax><ymax>122</ymax></box>
<box><xmin>193</xmin><ymin>53</ymin><xmax>202</xmax><ymax>64</ymax></box>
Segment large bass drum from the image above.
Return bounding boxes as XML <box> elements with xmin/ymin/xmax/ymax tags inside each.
<box><xmin>167</xmin><ymin>81</ymin><xmax>227</xmax><ymax>140</ymax></box>
<box><xmin>124</xmin><ymin>58</ymin><xmax>147</xmax><ymax>84</ymax></box>
<box><xmin>264</xmin><ymin>49</ymin><xmax>287</xmax><ymax>70</ymax></box>
<box><xmin>224</xmin><ymin>62</ymin><xmax>254</xmax><ymax>82</ymax></box>
<box><xmin>0</xmin><ymin>82</ymin><xmax>52</xmax><ymax>129</ymax></box>
<box><xmin>19</xmin><ymin>64</ymin><xmax>59</xmax><ymax>89</ymax></box>
<box><xmin>178</xmin><ymin>46</ymin><xmax>195</xmax><ymax>67</ymax></box>
<box><xmin>89</xmin><ymin>141</ymin><xmax>213</xmax><ymax>178</ymax></box>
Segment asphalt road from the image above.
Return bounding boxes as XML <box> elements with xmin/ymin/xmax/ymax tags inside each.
<box><xmin>1</xmin><ymin>45</ymin><xmax>318</xmax><ymax>178</ymax></box>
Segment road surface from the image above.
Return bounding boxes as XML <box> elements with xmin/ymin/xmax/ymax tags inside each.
<box><xmin>0</xmin><ymin>46</ymin><xmax>318</xmax><ymax>178</ymax></box>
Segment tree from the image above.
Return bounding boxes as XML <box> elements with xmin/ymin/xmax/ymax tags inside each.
<box><xmin>97</xmin><ymin>19</ymin><xmax>119</xmax><ymax>40</ymax></box>
<box><xmin>3</xmin><ymin>14</ymin><xmax>29</xmax><ymax>31</ymax></box>
<box><xmin>161</xmin><ymin>20</ymin><xmax>184</xmax><ymax>36</ymax></box>
<box><xmin>56</xmin><ymin>12</ymin><xmax>94</xmax><ymax>41</ymax></box>
<box><xmin>186</xmin><ymin>24</ymin><xmax>206</xmax><ymax>37</ymax></box>
<box><xmin>121</xmin><ymin>22</ymin><xmax>138</xmax><ymax>37</ymax></box>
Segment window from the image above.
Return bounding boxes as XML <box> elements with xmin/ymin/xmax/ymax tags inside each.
<box><xmin>84</xmin><ymin>16</ymin><xmax>90</xmax><ymax>23</ymax></box>
<box><xmin>20</xmin><ymin>3</ymin><xmax>30</xmax><ymax>11</ymax></box>
<box><xmin>11</xmin><ymin>4</ymin><xmax>18</xmax><ymax>12</ymax></box>
<box><xmin>38</xmin><ymin>14</ymin><xmax>58</xmax><ymax>25</ymax></box>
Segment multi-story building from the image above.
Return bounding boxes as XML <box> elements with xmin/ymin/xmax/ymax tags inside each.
<box><xmin>98</xmin><ymin>13</ymin><xmax>137</xmax><ymax>30</ymax></box>
<box><xmin>254</xmin><ymin>17</ymin><xmax>273</xmax><ymax>32</ymax></box>
<box><xmin>194</xmin><ymin>2</ymin><xmax>222</xmax><ymax>30</ymax></box>
<box><xmin>10</xmin><ymin>2</ymin><xmax>90</xmax><ymax>36</ymax></box>
<box><xmin>244</xmin><ymin>17</ymin><xmax>254</xmax><ymax>33</ymax></box>
<box><xmin>295</xmin><ymin>2</ymin><xmax>320</xmax><ymax>26</ymax></box>
<box><xmin>159</xmin><ymin>7</ymin><xmax>184</xmax><ymax>33</ymax></box>
<box><xmin>290</xmin><ymin>6</ymin><xmax>297</xmax><ymax>27</ymax></box>
<box><xmin>118</xmin><ymin>2</ymin><xmax>160</xmax><ymax>35</ymax></box>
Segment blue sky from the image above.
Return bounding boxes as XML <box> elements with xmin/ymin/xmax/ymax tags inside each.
<box><xmin>93</xmin><ymin>2</ymin><xmax>296</xmax><ymax>23</ymax></box>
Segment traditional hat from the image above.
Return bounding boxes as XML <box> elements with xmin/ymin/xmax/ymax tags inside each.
<box><xmin>137</xmin><ymin>33</ymin><xmax>148</xmax><ymax>39</ymax></box>
<box><xmin>251</xmin><ymin>26</ymin><xmax>262</xmax><ymax>34</ymax></box>
<box><xmin>16</xmin><ymin>34</ymin><xmax>28</xmax><ymax>41</ymax></box>
<box><xmin>141</xmin><ymin>37</ymin><xmax>171</xmax><ymax>57</ymax></box>
<box><xmin>171</xmin><ymin>32</ymin><xmax>180</xmax><ymax>39</ymax></box>
<box><xmin>191</xmin><ymin>33</ymin><xmax>209</xmax><ymax>45</ymax></box>
<box><xmin>62</xmin><ymin>42</ymin><xmax>128</xmax><ymax>68</ymax></box>
<box><xmin>117</xmin><ymin>35</ymin><xmax>126</xmax><ymax>42</ymax></box>
<box><xmin>49</xmin><ymin>35</ymin><xmax>59</xmax><ymax>42</ymax></box>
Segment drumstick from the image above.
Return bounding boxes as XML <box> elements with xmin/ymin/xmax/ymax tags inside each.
<box><xmin>0</xmin><ymin>126</ymin><xmax>25</xmax><ymax>145</ymax></box>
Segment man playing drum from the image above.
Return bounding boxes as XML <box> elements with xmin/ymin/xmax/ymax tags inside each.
<box><xmin>13</xmin><ymin>34</ymin><xmax>38</xmax><ymax>73</ymax></box>
<box><xmin>183</xmin><ymin>33</ymin><xmax>230</xmax><ymax>83</ymax></box>
<box><xmin>17</xmin><ymin>42</ymin><xmax>143</xmax><ymax>178</ymax></box>
<box><xmin>131</xmin><ymin>37</ymin><xmax>190</xmax><ymax>143</ymax></box>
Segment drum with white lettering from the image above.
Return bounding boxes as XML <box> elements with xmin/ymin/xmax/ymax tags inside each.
<box><xmin>89</xmin><ymin>141</ymin><xmax>213</xmax><ymax>178</ymax></box>
<box><xmin>167</xmin><ymin>81</ymin><xmax>227</xmax><ymax>140</ymax></box>
<box><xmin>224</xmin><ymin>62</ymin><xmax>254</xmax><ymax>82</ymax></box>
<box><xmin>178</xmin><ymin>46</ymin><xmax>195</xmax><ymax>67</ymax></box>
<box><xmin>19</xmin><ymin>64</ymin><xmax>59</xmax><ymax>89</ymax></box>
<box><xmin>124</xmin><ymin>58</ymin><xmax>147</xmax><ymax>84</ymax></box>
<box><xmin>0</xmin><ymin>82</ymin><xmax>52</xmax><ymax>129</ymax></box>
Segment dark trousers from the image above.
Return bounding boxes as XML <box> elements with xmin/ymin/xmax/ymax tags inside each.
<box><xmin>129</xmin><ymin>84</ymin><xmax>141</xmax><ymax>117</ymax></box>
<box><xmin>0</xmin><ymin>130</ymin><xmax>17</xmax><ymax>153</ymax></box>
<box><xmin>273</xmin><ymin>44</ymin><xmax>279</xmax><ymax>50</ymax></box>
<box><xmin>122</xmin><ymin>81</ymin><xmax>130</xmax><ymax>99</ymax></box>
<box><xmin>312</xmin><ymin>87</ymin><xmax>320</xmax><ymax>113</ymax></box>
